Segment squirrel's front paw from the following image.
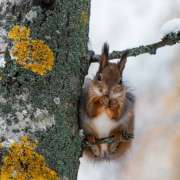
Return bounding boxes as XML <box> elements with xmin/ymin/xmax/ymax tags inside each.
<box><xmin>109</xmin><ymin>99</ymin><xmax>119</xmax><ymax>109</ymax></box>
<box><xmin>99</xmin><ymin>95</ymin><xmax>109</xmax><ymax>106</ymax></box>
<box><xmin>86</xmin><ymin>135</ymin><xmax>96</xmax><ymax>144</ymax></box>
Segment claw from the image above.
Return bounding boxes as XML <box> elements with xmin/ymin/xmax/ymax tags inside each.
<box><xmin>86</xmin><ymin>135</ymin><xmax>97</xmax><ymax>145</ymax></box>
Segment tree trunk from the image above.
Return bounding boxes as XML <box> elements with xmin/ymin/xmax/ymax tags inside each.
<box><xmin>0</xmin><ymin>0</ymin><xmax>90</xmax><ymax>179</ymax></box>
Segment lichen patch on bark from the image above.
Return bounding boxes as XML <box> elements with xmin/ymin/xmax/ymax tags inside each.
<box><xmin>0</xmin><ymin>92</ymin><xmax>55</xmax><ymax>144</ymax></box>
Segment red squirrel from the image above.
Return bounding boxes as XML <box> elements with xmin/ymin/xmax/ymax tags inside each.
<box><xmin>80</xmin><ymin>43</ymin><xmax>135</xmax><ymax>160</ymax></box>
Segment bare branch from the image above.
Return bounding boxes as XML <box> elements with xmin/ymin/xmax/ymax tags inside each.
<box><xmin>90</xmin><ymin>32</ymin><xmax>180</xmax><ymax>62</ymax></box>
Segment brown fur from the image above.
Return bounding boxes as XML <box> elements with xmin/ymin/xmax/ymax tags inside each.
<box><xmin>80</xmin><ymin>43</ymin><xmax>135</xmax><ymax>160</ymax></box>
<box><xmin>109</xmin><ymin>110</ymin><xmax>134</xmax><ymax>158</ymax></box>
<box><xmin>86</xmin><ymin>81</ymin><xmax>109</xmax><ymax>117</ymax></box>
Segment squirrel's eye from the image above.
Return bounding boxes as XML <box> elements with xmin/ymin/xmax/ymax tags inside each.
<box><xmin>119</xmin><ymin>79</ymin><xmax>122</xmax><ymax>84</ymax></box>
<box><xmin>97</xmin><ymin>74</ymin><xmax>102</xmax><ymax>81</ymax></box>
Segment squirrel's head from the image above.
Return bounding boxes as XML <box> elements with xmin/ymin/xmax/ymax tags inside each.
<box><xmin>95</xmin><ymin>43</ymin><xmax>127</xmax><ymax>90</ymax></box>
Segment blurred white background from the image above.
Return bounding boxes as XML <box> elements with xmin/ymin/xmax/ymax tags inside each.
<box><xmin>78</xmin><ymin>0</ymin><xmax>180</xmax><ymax>180</ymax></box>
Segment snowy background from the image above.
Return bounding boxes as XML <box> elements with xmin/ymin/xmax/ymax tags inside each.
<box><xmin>78</xmin><ymin>0</ymin><xmax>180</xmax><ymax>180</ymax></box>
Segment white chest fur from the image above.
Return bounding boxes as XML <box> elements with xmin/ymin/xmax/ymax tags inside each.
<box><xmin>91</xmin><ymin>112</ymin><xmax>124</xmax><ymax>138</ymax></box>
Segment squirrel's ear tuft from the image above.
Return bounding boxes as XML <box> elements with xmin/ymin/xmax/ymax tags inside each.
<box><xmin>118</xmin><ymin>51</ymin><xmax>128</xmax><ymax>75</ymax></box>
<box><xmin>99</xmin><ymin>43</ymin><xmax>109</xmax><ymax>72</ymax></box>
<box><xmin>102</xmin><ymin>42</ymin><xmax>109</xmax><ymax>58</ymax></box>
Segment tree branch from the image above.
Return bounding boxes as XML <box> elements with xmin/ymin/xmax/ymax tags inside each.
<box><xmin>90</xmin><ymin>32</ymin><xmax>180</xmax><ymax>62</ymax></box>
<box><xmin>82</xmin><ymin>131</ymin><xmax>134</xmax><ymax>148</ymax></box>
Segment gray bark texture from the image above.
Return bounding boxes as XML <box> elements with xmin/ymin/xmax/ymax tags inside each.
<box><xmin>0</xmin><ymin>0</ymin><xmax>90</xmax><ymax>179</ymax></box>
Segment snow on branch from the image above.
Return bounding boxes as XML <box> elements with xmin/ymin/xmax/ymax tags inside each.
<box><xmin>90</xmin><ymin>32</ymin><xmax>180</xmax><ymax>62</ymax></box>
<box><xmin>161</xmin><ymin>18</ymin><xmax>180</xmax><ymax>35</ymax></box>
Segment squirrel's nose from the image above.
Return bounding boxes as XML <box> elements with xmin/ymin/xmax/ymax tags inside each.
<box><xmin>105</xmin><ymin>88</ymin><xmax>110</xmax><ymax>96</ymax></box>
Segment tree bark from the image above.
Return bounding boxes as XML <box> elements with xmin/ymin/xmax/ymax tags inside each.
<box><xmin>0</xmin><ymin>0</ymin><xmax>90</xmax><ymax>179</ymax></box>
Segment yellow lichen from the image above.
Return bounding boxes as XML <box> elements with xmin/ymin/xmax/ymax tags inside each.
<box><xmin>0</xmin><ymin>136</ymin><xmax>59</xmax><ymax>180</ymax></box>
<box><xmin>12</xmin><ymin>40</ymin><xmax>54</xmax><ymax>75</ymax></box>
<box><xmin>8</xmin><ymin>25</ymin><xmax>30</xmax><ymax>41</ymax></box>
<box><xmin>81</xmin><ymin>11</ymin><xmax>88</xmax><ymax>28</ymax></box>
<box><xmin>8</xmin><ymin>25</ymin><xmax>54</xmax><ymax>76</ymax></box>
<box><xmin>12</xmin><ymin>41</ymin><xmax>30</xmax><ymax>65</ymax></box>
